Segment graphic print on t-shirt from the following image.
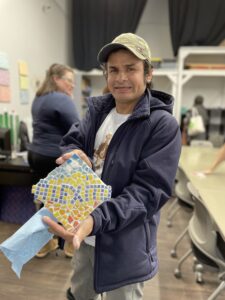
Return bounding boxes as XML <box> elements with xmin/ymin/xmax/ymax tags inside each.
<box><xmin>94</xmin><ymin>133</ymin><xmax>112</xmax><ymax>174</ymax></box>
<box><xmin>93</xmin><ymin>107</ymin><xmax>130</xmax><ymax>178</ymax></box>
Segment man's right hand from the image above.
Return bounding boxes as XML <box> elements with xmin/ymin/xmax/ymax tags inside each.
<box><xmin>42</xmin><ymin>215</ymin><xmax>94</xmax><ymax>250</ymax></box>
<box><xmin>56</xmin><ymin>149</ymin><xmax>92</xmax><ymax>168</ymax></box>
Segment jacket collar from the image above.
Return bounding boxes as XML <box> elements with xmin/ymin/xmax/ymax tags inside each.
<box><xmin>88</xmin><ymin>89</ymin><xmax>151</xmax><ymax>120</ymax></box>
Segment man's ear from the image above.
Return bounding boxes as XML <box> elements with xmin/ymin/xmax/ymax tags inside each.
<box><xmin>146</xmin><ymin>70</ymin><xmax>153</xmax><ymax>83</ymax></box>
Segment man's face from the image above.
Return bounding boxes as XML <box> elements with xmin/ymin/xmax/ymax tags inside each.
<box><xmin>106</xmin><ymin>49</ymin><xmax>152</xmax><ymax>113</ymax></box>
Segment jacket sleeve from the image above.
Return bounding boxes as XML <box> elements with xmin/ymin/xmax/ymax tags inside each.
<box><xmin>91</xmin><ymin>113</ymin><xmax>182</xmax><ymax>235</ymax></box>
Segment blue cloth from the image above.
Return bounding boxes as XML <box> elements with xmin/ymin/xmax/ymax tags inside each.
<box><xmin>28</xmin><ymin>91</ymin><xmax>80</xmax><ymax>157</ymax></box>
<box><xmin>0</xmin><ymin>207</ymin><xmax>57</xmax><ymax>278</ymax></box>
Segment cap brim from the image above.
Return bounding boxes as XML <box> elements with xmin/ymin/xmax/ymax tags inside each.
<box><xmin>97</xmin><ymin>43</ymin><xmax>128</xmax><ymax>64</ymax></box>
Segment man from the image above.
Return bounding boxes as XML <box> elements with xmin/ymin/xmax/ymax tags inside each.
<box><xmin>43</xmin><ymin>33</ymin><xmax>181</xmax><ymax>300</ymax></box>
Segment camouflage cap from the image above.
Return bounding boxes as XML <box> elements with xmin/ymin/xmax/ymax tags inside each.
<box><xmin>97</xmin><ymin>33</ymin><xmax>151</xmax><ymax>64</ymax></box>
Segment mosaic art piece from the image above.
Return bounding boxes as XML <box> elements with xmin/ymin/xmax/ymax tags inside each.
<box><xmin>32</xmin><ymin>154</ymin><xmax>112</xmax><ymax>230</ymax></box>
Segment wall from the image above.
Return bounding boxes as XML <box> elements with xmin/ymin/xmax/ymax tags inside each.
<box><xmin>0</xmin><ymin>0</ymin><xmax>73</xmax><ymax>136</ymax></box>
<box><xmin>137</xmin><ymin>0</ymin><xmax>174</xmax><ymax>59</ymax></box>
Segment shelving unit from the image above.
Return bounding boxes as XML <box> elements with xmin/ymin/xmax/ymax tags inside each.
<box><xmin>153</xmin><ymin>69</ymin><xmax>177</xmax><ymax>98</ymax></box>
<box><xmin>74</xmin><ymin>69</ymin><xmax>105</xmax><ymax>117</ymax></box>
<box><xmin>176</xmin><ymin>46</ymin><xmax>225</xmax><ymax>123</ymax></box>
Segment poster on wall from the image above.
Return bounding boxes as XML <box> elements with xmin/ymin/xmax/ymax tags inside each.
<box><xmin>0</xmin><ymin>52</ymin><xmax>9</xmax><ymax>69</ymax></box>
<box><xmin>0</xmin><ymin>52</ymin><xmax>11</xmax><ymax>102</ymax></box>
<box><xmin>0</xmin><ymin>86</ymin><xmax>11</xmax><ymax>102</ymax></box>
<box><xmin>18</xmin><ymin>60</ymin><xmax>29</xmax><ymax>104</ymax></box>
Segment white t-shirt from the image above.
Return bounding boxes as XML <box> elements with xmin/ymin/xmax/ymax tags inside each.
<box><xmin>85</xmin><ymin>107</ymin><xmax>130</xmax><ymax>246</ymax></box>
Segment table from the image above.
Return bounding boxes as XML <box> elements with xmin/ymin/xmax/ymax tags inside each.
<box><xmin>179</xmin><ymin>146</ymin><xmax>225</xmax><ymax>239</ymax></box>
<box><xmin>0</xmin><ymin>156</ymin><xmax>36</xmax><ymax>224</ymax></box>
<box><xmin>0</xmin><ymin>156</ymin><xmax>34</xmax><ymax>186</ymax></box>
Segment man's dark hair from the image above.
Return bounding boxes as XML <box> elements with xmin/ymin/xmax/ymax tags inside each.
<box><xmin>144</xmin><ymin>60</ymin><xmax>153</xmax><ymax>90</ymax></box>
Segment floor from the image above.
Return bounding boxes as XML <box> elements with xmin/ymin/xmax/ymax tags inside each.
<box><xmin>0</xmin><ymin>199</ymin><xmax>224</xmax><ymax>300</ymax></box>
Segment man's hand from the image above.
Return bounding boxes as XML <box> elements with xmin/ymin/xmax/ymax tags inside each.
<box><xmin>56</xmin><ymin>149</ymin><xmax>92</xmax><ymax>168</ymax></box>
<box><xmin>42</xmin><ymin>215</ymin><xmax>94</xmax><ymax>250</ymax></box>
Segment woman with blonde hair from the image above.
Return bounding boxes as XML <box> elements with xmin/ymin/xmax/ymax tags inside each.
<box><xmin>28</xmin><ymin>63</ymin><xmax>80</xmax><ymax>258</ymax></box>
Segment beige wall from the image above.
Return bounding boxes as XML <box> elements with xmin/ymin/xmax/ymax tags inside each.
<box><xmin>0</xmin><ymin>0</ymin><xmax>73</xmax><ymax>136</ymax></box>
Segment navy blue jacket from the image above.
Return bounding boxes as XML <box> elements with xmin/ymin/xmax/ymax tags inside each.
<box><xmin>60</xmin><ymin>89</ymin><xmax>181</xmax><ymax>293</ymax></box>
<box><xmin>29</xmin><ymin>91</ymin><xmax>79</xmax><ymax>157</ymax></box>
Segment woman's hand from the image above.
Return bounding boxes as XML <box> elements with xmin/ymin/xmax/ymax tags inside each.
<box><xmin>56</xmin><ymin>149</ymin><xmax>92</xmax><ymax>168</ymax></box>
<box><xmin>202</xmin><ymin>168</ymin><xmax>214</xmax><ymax>175</ymax></box>
<box><xmin>42</xmin><ymin>215</ymin><xmax>94</xmax><ymax>250</ymax></box>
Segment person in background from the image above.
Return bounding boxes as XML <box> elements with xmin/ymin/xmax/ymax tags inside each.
<box><xmin>28</xmin><ymin>63</ymin><xmax>80</xmax><ymax>258</ymax></box>
<box><xmin>203</xmin><ymin>143</ymin><xmax>225</xmax><ymax>174</ymax></box>
<box><xmin>193</xmin><ymin>95</ymin><xmax>209</xmax><ymax>127</ymax></box>
<box><xmin>186</xmin><ymin>95</ymin><xmax>209</xmax><ymax>142</ymax></box>
<box><xmin>43</xmin><ymin>33</ymin><xmax>181</xmax><ymax>300</ymax></box>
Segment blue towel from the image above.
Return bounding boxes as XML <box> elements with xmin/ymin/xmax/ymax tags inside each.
<box><xmin>0</xmin><ymin>207</ymin><xmax>57</xmax><ymax>278</ymax></box>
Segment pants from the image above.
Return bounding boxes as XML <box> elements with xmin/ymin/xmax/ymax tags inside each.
<box><xmin>27</xmin><ymin>150</ymin><xmax>58</xmax><ymax>184</ymax></box>
<box><xmin>70</xmin><ymin>242</ymin><xmax>144</xmax><ymax>300</ymax></box>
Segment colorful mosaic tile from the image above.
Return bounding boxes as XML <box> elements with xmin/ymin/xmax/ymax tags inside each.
<box><xmin>31</xmin><ymin>154</ymin><xmax>111</xmax><ymax>230</ymax></box>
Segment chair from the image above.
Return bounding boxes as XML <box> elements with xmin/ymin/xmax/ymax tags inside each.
<box><xmin>18</xmin><ymin>121</ymin><xmax>30</xmax><ymax>151</ymax></box>
<box><xmin>167</xmin><ymin>167</ymin><xmax>194</xmax><ymax>228</ymax></box>
<box><xmin>174</xmin><ymin>182</ymin><xmax>225</xmax><ymax>300</ymax></box>
<box><xmin>167</xmin><ymin>168</ymin><xmax>194</xmax><ymax>259</ymax></box>
<box><xmin>169</xmin><ymin>140</ymin><xmax>213</xmax><ymax>258</ymax></box>
<box><xmin>207</xmin><ymin>109</ymin><xmax>224</xmax><ymax>147</ymax></box>
<box><xmin>209</xmin><ymin>108</ymin><xmax>223</xmax><ymax>126</ymax></box>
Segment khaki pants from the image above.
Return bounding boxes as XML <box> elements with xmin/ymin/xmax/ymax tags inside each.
<box><xmin>70</xmin><ymin>242</ymin><xmax>144</xmax><ymax>300</ymax></box>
